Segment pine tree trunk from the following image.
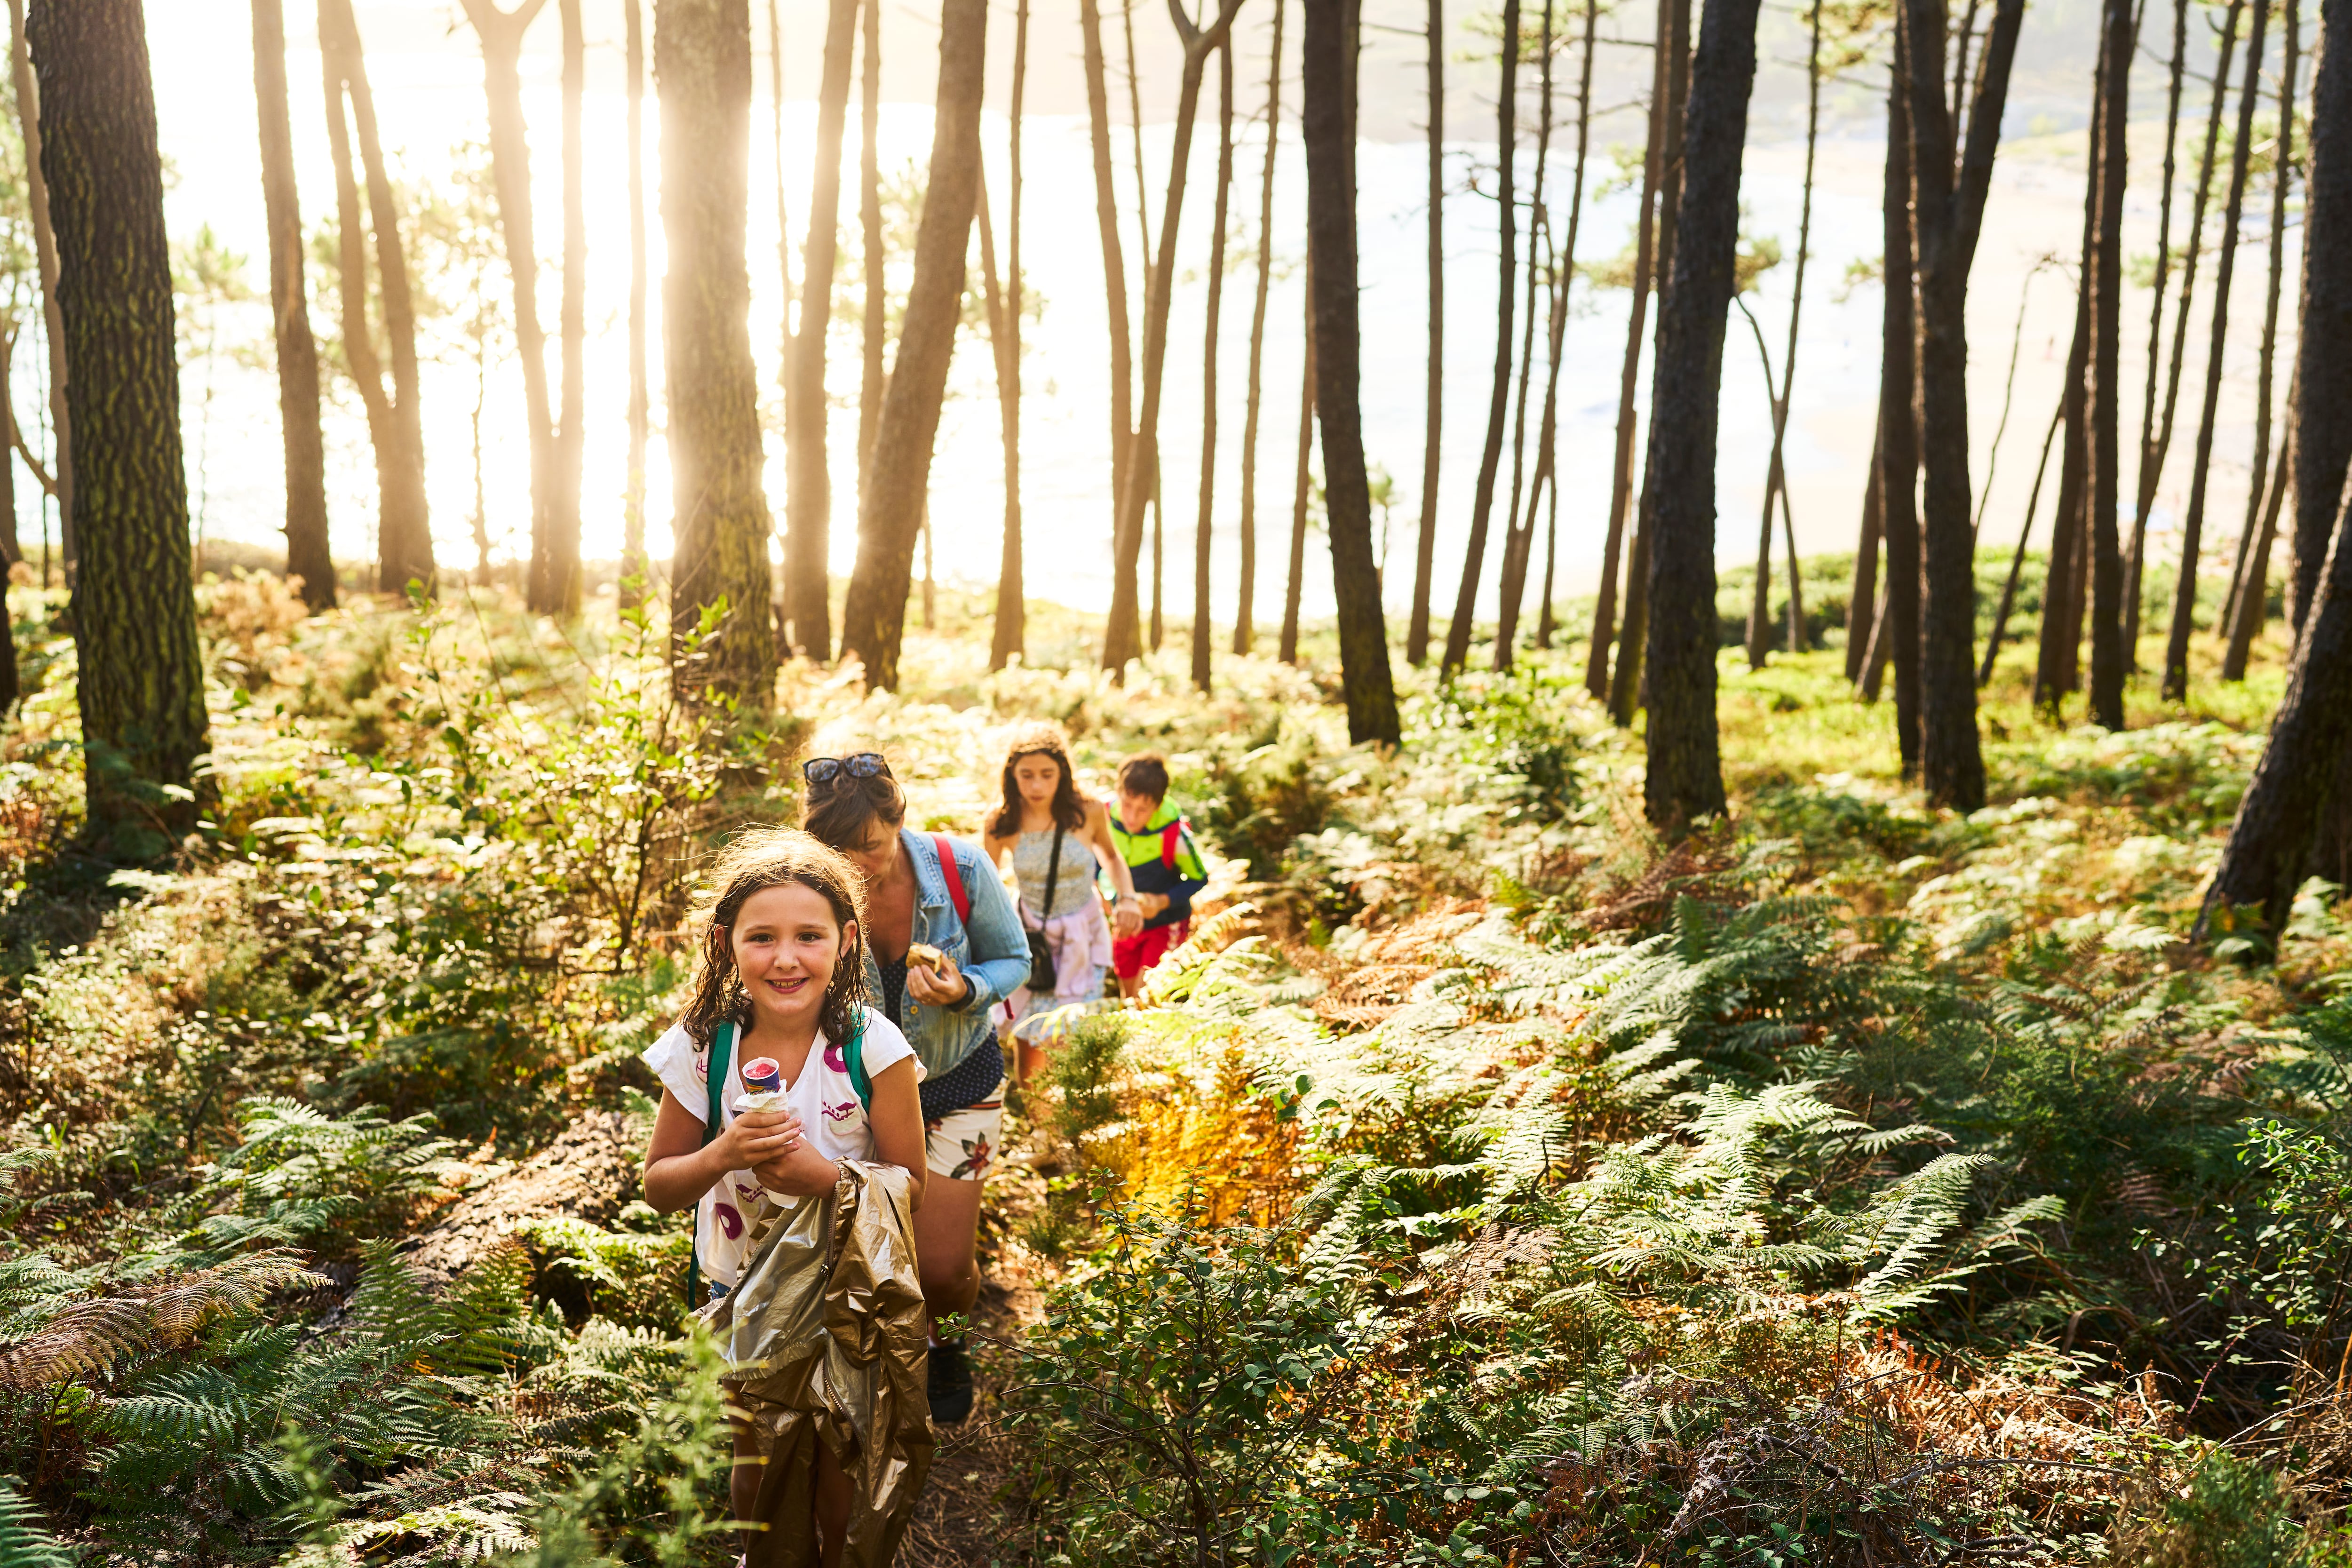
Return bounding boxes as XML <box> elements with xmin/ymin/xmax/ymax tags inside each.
<box><xmin>658</xmin><ymin>0</ymin><xmax>778</xmax><ymax>703</ymax></box>
<box><xmin>319</xmin><ymin>0</ymin><xmax>432</xmax><ymax>595</ymax></box>
<box><xmin>1981</xmin><ymin>393</ymin><xmax>2064</xmax><ymax>683</ymax></box>
<box><xmin>1606</xmin><ymin>0</ymin><xmax>1690</xmax><ymax>727</ymax></box>
<box><xmin>31</xmin><ymin>0</ymin><xmax>207</xmax><ymax>836</ymax></box>
<box><xmin>2082</xmin><ymin>0</ymin><xmax>2130</xmax><ymax>728</ymax></box>
<box><xmin>1302</xmin><ymin>0</ymin><xmax>1397</xmax><ymax>742</ymax></box>
<box><xmin>2294</xmin><ymin>0</ymin><xmax>2352</xmax><ymax>632</ymax></box>
<box><xmin>857</xmin><ymin>0</ymin><xmax>883</xmax><ymax>510</ymax></box>
<box><xmin>1641</xmin><ymin>0</ymin><xmax>1761</xmax><ymax>829</ymax></box>
<box><xmin>2225</xmin><ymin>414</ymin><xmax>2293</xmax><ymax>677</ymax></box>
<box><xmin>1281</xmin><ymin>268</ymin><xmax>1313</xmax><ymax>665</ymax></box>
<box><xmin>251</xmin><ymin>0</ymin><xmax>333</xmax><ymax>609</ymax></box>
<box><xmin>1493</xmin><ymin>0</ymin><xmax>1556</xmax><ymax>671</ymax></box>
<box><xmin>1535</xmin><ymin>466</ymin><xmax>1559</xmax><ymax>646</ymax></box>
<box><xmin>1235</xmin><ymin>0</ymin><xmax>1283</xmax><ymax>655</ymax></box>
<box><xmin>1746</xmin><ymin>0</ymin><xmax>1821</xmax><ymax>667</ymax></box>
<box><xmin>836</xmin><ymin>0</ymin><xmax>986</xmax><ymax>690</ymax></box>
<box><xmin>1438</xmin><ymin>0</ymin><xmax>1517</xmax><ymax>675</ymax></box>
<box><xmin>2165</xmin><ymin>0</ymin><xmax>2265</xmax><ymax>703</ymax></box>
<box><xmin>1406</xmin><ymin>0</ymin><xmax>1442</xmax><ymax>665</ymax></box>
<box><xmin>785</xmin><ymin>0</ymin><xmax>857</xmax><ymax>661</ymax></box>
<box><xmin>1845</xmin><ymin>414</ymin><xmax>1881</xmax><ymax>683</ymax></box>
<box><xmin>1902</xmin><ymin>0</ymin><xmax>2023</xmax><ymax>807</ymax></box>
<box><xmin>990</xmin><ymin>0</ymin><xmax>1030</xmax><ymax>671</ymax></box>
<box><xmin>555</xmin><ymin>0</ymin><xmax>584</xmax><ymax>614</ymax></box>
<box><xmin>1103</xmin><ymin>0</ymin><xmax>1249</xmax><ymax>673</ymax></box>
<box><xmin>1586</xmin><ymin>0</ymin><xmax>1669</xmax><ymax>700</ymax></box>
<box><xmin>2221</xmin><ymin>0</ymin><xmax>2297</xmax><ymax>682</ymax></box>
<box><xmin>1081</xmin><ymin>0</ymin><xmax>1136</xmax><ymax>661</ymax></box>
<box><xmin>1877</xmin><ymin>46</ymin><xmax>1922</xmax><ymax>772</ymax></box>
<box><xmin>623</xmin><ymin>0</ymin><xmax>650</xmax><ymax>606</ymax></box>
<box><xmin>1192</xmin><ymin>40</ymin><xmax>1234</xmax><ymax>692</ymax></box>
<box><xmin>7</xmin><ymin>0</ymin><xmax>69</xmax><ymax>567</ymax></box>
<box><xmin>2125</xmin><ymin>0</ymin><xmax>2191</xmax><ymax>664</ymax></box>
<box><xmin>460</xmin><ymin>0</ymin><xmax>566</xmax><ymax>614</ymax></box>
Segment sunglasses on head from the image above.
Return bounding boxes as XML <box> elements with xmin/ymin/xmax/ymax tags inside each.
<box><xmin>803</xmin><ymin>752</ymin><xmax>890</xmax><ymax>786</ymax></box>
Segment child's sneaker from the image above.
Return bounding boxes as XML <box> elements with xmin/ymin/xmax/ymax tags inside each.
<box><xmin>927</xmin><ymin>1339</ymin><xmax>975</xmax><ymax>1424</ymax></box>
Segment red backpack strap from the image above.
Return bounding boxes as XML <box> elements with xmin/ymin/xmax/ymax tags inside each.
<box><xmin>1160</xmin><ymin>820</ymin><xmax>1184</xmax><ymax>868</ymax></box>
<box><xmin>932</xmin><ymin>833</ymin><xmax>971</xmax><ymax>924</ymax></box>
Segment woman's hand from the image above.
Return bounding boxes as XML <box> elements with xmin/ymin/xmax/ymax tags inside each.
<box><xmin>712</xmin><ymin>1105</ymin><xmax>803</xmax><ymax>1170</ymax></box>
<box><xmin>906</xmin><ymin>961</ymin><xmax>971</xmax><ymax>1007</ymax></box>
<box><xmin>1112</xmin><ymin>897</ymin><xmax>1144</xmax><ymax>937</ymax></box>
<box><xmin>752</xmin><ymin>1138</ymin><xmax>843</xmax><ymax>1197</ymax></box>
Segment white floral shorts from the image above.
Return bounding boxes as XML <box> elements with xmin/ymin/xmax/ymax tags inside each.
<box><xmin>925</xmin><ymin>1095</ymin><xmax>1002</xmax><ymax>1183</ymax></box>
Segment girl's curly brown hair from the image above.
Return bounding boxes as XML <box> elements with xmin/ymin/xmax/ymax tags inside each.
<box><xmin>986</xmin><ymin>721</ymin><xmax>1088</xmax><ymax>838</ymax></box>
<box><xmin>679</xmin><ymin>828</ymin><xmax>870</xmax><ymax>1052</ymax></box>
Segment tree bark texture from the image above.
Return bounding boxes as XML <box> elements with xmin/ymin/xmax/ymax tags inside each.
<box><xmin>990</xmin><ymin>0</ymin><xmax>1030</xmax><ymax>671</ymax></box>
<box><xmin>319</xmin><ymin>0</ymin><xmax>432</xmax><ymax>595</ymax></box>
<box><xmin>1877</xmin><ymin>49</ymin><xmax>1922</xmax><ymax>772</ymax></box>
<box><xmin>2082</xmin><ymin>0</ymin><xmax>2130</xmax><ymax>728</ymax></box>
<box><xmin>1641</xmin><ymin>0</ymin><xmax>1759</xmax><ymax>828</ymax></box>
<box><xmin>1406</xmin><ymin>0</ymin><xmax>1442</xmax><ymax>664</ymax></box>
<box><xmin>836</xmin><ymin>0</ymin><xmax>986</xmax><ymax>690</ymax></box>
<box><xmin>1192</xmin><ymin>39</ymin><xmax>1233</xmax><ymax>692</ymax></box>
<box><xmin>1900</xmin><ymin>0</ymin><xmax>2022</xmax><ymax>806</ymax></box>
<box><xmin>31</xmin><ymin>0</ymin><xmax>207</xmax><ymax>830</ymax></box>
<box><xmin>1235</xmin><ymin>0</ymin><xmax>1283</xmax><ymax>655</ymax></box>
<box><xmin>1846</xmin><ymin>414</ymin><xmax>1882</xmax><ymax>683</ymax></box>
<box><xmin>657</xmin><ymin>0</ymin><xmax>777</xmax><ymax>703</ymax></box>
<box><xmin>251</xmin><ymin>0</ymin><xmax>333</xmax><ymax>609</ymax></box>
<box><xmin>784</xmin><ymin>0</ymin><xmax>857</xmax><ymax>660</ymax></box>
<box><xmin>1439</xmin><ymin>0</ymin><xmax>1518</xmax><ymax>675</ymax></box>
<box><xmin>2294</xmin><ymin>0</ymin><xmax>2351</xmax><ymax>632</ymax></box>
<box><xmin>1302</xmin><ymin>0</ymin><xmax>1398</xmax><ymax>743</ymax></box>
<box><xmin>2166</xmin><ymin>0</ymin><xmax>2265</xmax><ymax>702</ymax></box>
<box><xmin>8</xmin><ymin>0</ymin><xmax>69</xmax><ymax>565</ymax></box>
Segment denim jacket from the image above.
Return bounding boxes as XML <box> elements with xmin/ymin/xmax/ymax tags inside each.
<box><xmin>863</xmin><ymin>828</ymin><xmax>1029</xmax><ymax>1081</ymax></box>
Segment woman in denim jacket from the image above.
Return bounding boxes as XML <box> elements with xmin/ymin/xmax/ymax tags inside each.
<box><xmin>802</xmin><ymin>752</ymin><xmax>1027</xmax><ymax>1425</ymax></box>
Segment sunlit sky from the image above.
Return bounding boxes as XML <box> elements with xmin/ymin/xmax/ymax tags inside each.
<box><xmin>90</xmin><ymin>0</ymin><xmax>2289</xmax><ymax>618</ymax></box>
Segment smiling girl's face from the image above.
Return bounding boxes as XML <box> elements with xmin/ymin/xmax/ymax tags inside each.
<box><xmin>730</xmin><ymin>883</ymin><xmax>852</xmax><ymax>1029</ymax></box>
<box><xmin>1013</xmin><ymin>752</ymin><xmax>1063</xmax><ymax>808</ymax></box>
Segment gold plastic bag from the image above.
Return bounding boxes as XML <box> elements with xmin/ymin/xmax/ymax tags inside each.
<box><xmin>705</xmin><ymin>1161</ymin><xmax>934</xmax><ymax>1568</ymax></box>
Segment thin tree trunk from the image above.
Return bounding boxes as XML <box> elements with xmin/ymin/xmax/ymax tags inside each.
<box><xmin>1494</xmin><ymin>0</ymin><xmax>1560</xmax><ymax>669</ymax></box>
<box><xmin>1103</xmin><ymin>0</ymin><xmax>1250</xmax><ymax>672</ymax></box>
<box><xmin>837</xmin><ymin>0</ymin><xmax>987</xmax><ymax>690</ymax></box>
<box><xmin>2293</xmin><ymin>0</ymin><xmax>2352</xmax><ymax>631</ymax></box>
<box><xmin>2165</xmin><ymin>0</ymin><xmax>2265</xmax><ymax>703</ymax></box>
<box><xmin>7</xmin><ymin>0</ymin><xmax>68</xmax><ymax>568</ymax></box>
<box><xmin>623</xmin><ymin>0</ymin><xmax>650</xmax><ymax>605</ymax></box>
<box><xmin>553</xmin><ymin>0</ymin><xmax>584</xmax><ymax>614</ymax></box>
<box><xmin>785</xmin><ymin>0</ymin><xmax>857</xmax><ymax>661</ymax></box>
<box><xmin>1846</xmin><ymin>414</ymin><xmax>1881</xmax><ymax>683</ymax></box>
<box><xmin>1902</xmin><ymin>0</ymin><xmax>2024</xmax><ymax>806</ymax></box>
<box><xmin>1586</xmin><ymin>0</ymin><xmax>1669</xmax><ymax>700</ymax></box>
<box><xmin>2125</xmin><ymin>0</ymin><xmax>2191</xmax><ymax>666</ymax></box>
<box><xmin>251</xmin><ymin>0</ymin><xmax>333</xmax><ymax>610</ymax></box>
<box><xmin>1535</xmin><ymin>465</ymin><xmax>1559</xmax><ymax>646</ymax></box>
<box><xmin>1281</xmin><ymin>268</ymin><xmax>1313</xmax><ymax>664</ymax></box>
<box><xmin>990</xmin><ymin>0</ymin><xmax>1030</xmax><ymax>670</ymax></box>
<box><xmin>319</xmin><ymin>0</ymin><xmax>432</xmax><ymax>595</ymax></box>
<box><xmin>857</xmin><ymin>0</ymin><xmax>884</xmax><ymax>506</ymax></box>
<box><xmin>1303</xmin><ymin>0</ymin><xmax>1397</xmax><ymax>741</ymax></box>
<box><xmin>1878</xmin><ymin>41</ymin><xmax>1922</xmax><ymax>771</ymax></box>
<box><xmin>1518</xmin><ymin>0</ymin><xmax>1595</xmax><ymax>663</ymax></box>
<box><xmin>31</xmin><ymin>0</ymin><xmax>207</xmax><ymax>832</ymax></box>
<box><xmin>1192</xmin><ymin>40</ymin><xmax>1234</xmax><ymax>692</ymax></box>
<box><xmin>659</xmin><ymin>0</ymin><xmax>778</xmax><ymax>704</ymax></box>
<box><xmin>1642</xmin><ymin>0</ymin><xmax>1761</xmax><ymax>829</ymax></box>
<box><xmin>459</xmin><ymin>0</ymin><xmax>567</xmax><ymax>614</ymax></box>
<box><xmin>1607</xmin><ymin>0</ymin><xmax>1690</xmax><ymax>726</ymax></box>
<box><xmin>1079</xmin><ymin>0</ymin><xmax>1138</xmax><ymax>648</ymax></box>
<box><xmin>2220</xmin><ymin>0</ymin><xmax>2297</xmax><ymax>681</ymax></box>
<box><xmin>2084</xmin><ymin>0</ymin><xmax>2132</xmax><ymax>729</ymax></box>
<box><xmin>1438</xmin><ymin>0</ymin><xmax>1518</xmax><ymax>674</ymax></box>
<box><xmin>1981</xmin><ymin>393</ymin><xmax>2065</xmax><ymax>685</ymax></box>
<box><xmin>1235</xmin><ymin>0</ymin><xmax>1283</xmax><ymax>655</ymax></box>
<box><xmin>1406</xmin><ymin>0</ymin><xmax>1442</xmax><ymax>664</ymax></box>
<box><xmin>770</xmin><ymin>0</ymin><xmax>793</xmax><ymax>322</ymax></box>
<box><xmin>2225</xmin><ymin>413</ymin><xmax>2293</xmax><ymax>677</ymax></box>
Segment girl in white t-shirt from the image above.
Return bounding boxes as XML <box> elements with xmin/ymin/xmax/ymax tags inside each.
<box><xmin>641</xmin><ymin>828</ymin><xmax>927</xmax><ymax>1560</ymax></box>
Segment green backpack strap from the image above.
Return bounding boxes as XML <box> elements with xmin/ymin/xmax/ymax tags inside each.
<box><xmin>684</xmin><ymin>1020</ymin><xmax>737</xmax><ymax>1310</ymax></box>
<box><xmin>843</xmin><ymin>1009</ymin><xmax>872</xmax><ymax>1111</ymax></box>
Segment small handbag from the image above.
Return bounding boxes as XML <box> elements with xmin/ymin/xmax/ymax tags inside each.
<box><xmin>1025</xmin><ymin>824</ymin><xmax>1064</xmax><ymax>993</ymax></box>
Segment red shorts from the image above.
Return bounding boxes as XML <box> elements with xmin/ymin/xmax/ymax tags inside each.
<box><xmin>1112</xmin><ymin>919</ymin><xmax>1188</xmax><ymax>979</ymax></box>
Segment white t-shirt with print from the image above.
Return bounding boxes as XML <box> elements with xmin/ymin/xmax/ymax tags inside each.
<box><xmin>641</xmin><ymin>1006</ymin><xmax>918</xmax><ymax>1288</ymax></box>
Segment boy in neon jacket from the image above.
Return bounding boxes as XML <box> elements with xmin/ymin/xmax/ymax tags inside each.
<box><xmin>1104</xmin><ymin>753</ymin><xmax>1211</xmax><ymax>997</ymax></box>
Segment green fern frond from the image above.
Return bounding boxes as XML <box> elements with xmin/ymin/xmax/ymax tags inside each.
<box><xmin>0</xmin><ymin>1476</ymin><xmax>73</xmax><ymax>1568</ymax></box>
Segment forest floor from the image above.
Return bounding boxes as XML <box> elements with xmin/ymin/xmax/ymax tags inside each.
<box><xmin>4</xmin><ymin>566</ymin><xmax>2350</xmax><ymax>1566</ymax></box>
